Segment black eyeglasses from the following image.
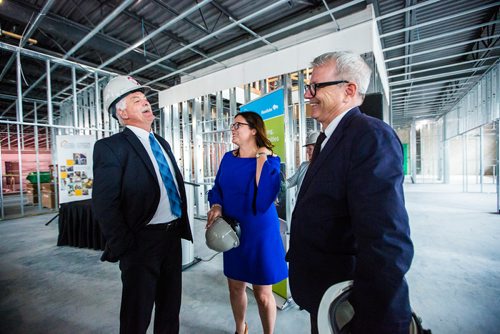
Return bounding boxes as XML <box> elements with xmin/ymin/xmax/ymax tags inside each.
<box><xmin>230</xmin><ymin>122</ymin><xmax>250</xmax><ymax>130</ymax></box>
<box><xmin>304</xmin><ymin>80</ymin><xmax>349</xmax><ymax>97</ymax></box>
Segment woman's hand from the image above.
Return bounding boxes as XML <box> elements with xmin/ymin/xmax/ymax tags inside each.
<box><xmin>256</xmin><ymin>147</ymin><xmax>272</xmax><ymax>185</ymax></box>
<box><xmin>206</xmin><ymin>204</ymin><xmax>222</xmax><ymax>229</ymax></box>
<box><xmin>256</xmin><ymin>147</ymin><xmax>272</xmax><ymax>157</ymax></box>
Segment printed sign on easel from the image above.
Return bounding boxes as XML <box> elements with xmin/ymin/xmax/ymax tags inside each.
<box><xmin>56</xmin><ymin>135</ymin><xmax>95</xmax><ymax>204</ymax></box>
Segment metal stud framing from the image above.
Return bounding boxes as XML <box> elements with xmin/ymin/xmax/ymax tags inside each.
<box><xmin>0</xmin><ymin>50</ymin><xmax>117</xmax><ymax>219</ymax></box>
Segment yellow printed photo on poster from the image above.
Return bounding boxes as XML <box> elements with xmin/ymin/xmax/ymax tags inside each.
<box><xmin>75</xmin><ymin>189</ymin><xmax>83</xmax><ymax>196</ymax></box>
<box><xmin>66</xmin><ymin>160</ymin><xmax>74</xmax><ymax>166</ymax></box>
<box><xmin>60</xmin><ymin>172</ymin><xmax>68</xmax><ymax>179</ymax></box>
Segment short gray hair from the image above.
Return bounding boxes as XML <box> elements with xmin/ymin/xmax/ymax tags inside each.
<box><xmin>311</xmin><ymin>51</ymin><xmax>372</xmax><ymax>96</ymax></box>
<box><xmin>115</xmin><ymin>97</ymin><xmax>127</xmax><ymax>126</ymax></box>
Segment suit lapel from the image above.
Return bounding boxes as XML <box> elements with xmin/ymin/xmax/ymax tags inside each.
<box><xmin>297</xmin><ymin>107</ymin><xmax>361</xmax><ymax>200</ymax></box>
<box><xmin>122</xmin><ymin>127</ymin><xmax>157</xmax><ymax>181</ymax></box>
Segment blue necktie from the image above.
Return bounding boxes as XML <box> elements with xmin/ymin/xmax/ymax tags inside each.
<box><xmin>149</xmin><ymin>133</ymin><xmax>182</xmax><ymax>217</ymax></box>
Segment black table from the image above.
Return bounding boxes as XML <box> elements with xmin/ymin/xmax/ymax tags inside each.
<box><xmin>57</xmin><ymin>199</ymin><xmax>105</xmax><ymax>250</ymax></box>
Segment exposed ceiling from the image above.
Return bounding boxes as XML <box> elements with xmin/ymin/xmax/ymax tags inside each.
<box><xmin>0</xmin><ymin>0</ymin><xmax>499</xmax><ymax>148</ymax></box>
<box><xmin>375</xmin><ymin>0</ymin><xmax>499</xmax><ymax>127</ymax></box>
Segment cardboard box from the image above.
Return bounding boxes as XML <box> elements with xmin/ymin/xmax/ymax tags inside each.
<box><xmin>26</xmin><ymin>184</ymin><xmax>38</xmax><ymax>193</ymax></box>
<box><xmin>41</xmin><ymin>191</ymin><xmax>56</xmax><ymax>209</ymax></box>
<box><xmin>25</xmin><ymin>191</ymin><xmax>39</xmax><ymax>205</ymax></box>
<box><xmin>25</xmin><ymin>184</ymin><xmax>39</xmax><ymax>205</ymax></box>
<box><xmin>41</xmin><ymin>183</ymin><xmax>55</xmax><ymax>192</ymax></box>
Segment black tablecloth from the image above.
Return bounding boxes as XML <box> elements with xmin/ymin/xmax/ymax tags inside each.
<box><xmin>57</xmin><ymin>199</ymin><xmax>105</xmax><ymax>250</ymax></box>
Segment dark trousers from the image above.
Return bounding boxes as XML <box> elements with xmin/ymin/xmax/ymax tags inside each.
<box><xmin>310</xmin><ymin>313</ymin><xmax>319</xmax><ymax>334</ymax></box>
<box><xmin>118</xmin><ymin>225</ymin><xmax>182</xmax><ymax>334</ymax></box>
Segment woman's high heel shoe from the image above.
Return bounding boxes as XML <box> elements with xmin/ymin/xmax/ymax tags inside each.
<box><xmin>235</xmin><ymin>322</ymin><xmax>248</xmax><ymax>334</ymax></box>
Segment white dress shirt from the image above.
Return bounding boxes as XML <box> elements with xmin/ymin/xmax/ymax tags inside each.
<box><xmin>127</xmin><ymin>125</ymin><xmax>180</xmax><ymax>224</ymax></box>
<box><xmin>321</xmin><ymin>108</ymin><xmax>352</xmax><ymax>151</ymax></box>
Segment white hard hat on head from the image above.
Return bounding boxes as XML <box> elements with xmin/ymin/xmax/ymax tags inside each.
<box><xmin>205</xmin><ymin>217</ymin><xmax>240</xmax><ymax>252</ymax></box>
<box><xmin>103</xmin><ymin>75</ymin><xmax>150</xmax><ymax>120</ymax></box>
<box><xmin>304</xmin><ymin>131</ymin><xmax>320</xmax><ymax>147</ymax></box>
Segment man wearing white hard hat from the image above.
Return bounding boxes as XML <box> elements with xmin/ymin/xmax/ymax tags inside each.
<box><xmin>286</xmin><ymin>131</ymin><xmax>320</xmax><ymax>195</ymax></box>
<box><xmin>92</xmin><ymin>75</ymin><xmax>193</xmax><ymax>334</ymax></box>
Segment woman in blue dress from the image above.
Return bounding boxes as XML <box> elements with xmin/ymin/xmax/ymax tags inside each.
<box><xmin>207</xmin><ymin>111</ymin><xmax>288</xmax><ymax>334</ymax></box>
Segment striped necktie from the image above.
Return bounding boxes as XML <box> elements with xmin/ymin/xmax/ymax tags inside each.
<box><xmin>148</xmin><ymin>133</ymin><xmax>182</xmax><ymax>217</ymax></box>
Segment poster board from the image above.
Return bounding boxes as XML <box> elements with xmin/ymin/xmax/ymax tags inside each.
<box><xmin>240</xmin><ymin>88</ymin><xmax>286</xmax><ymax>162</ymax></box>
<box><xmin>56</xmin><ymin>135</ymin><xmax>95</xmax><ymax>204</ymax></box>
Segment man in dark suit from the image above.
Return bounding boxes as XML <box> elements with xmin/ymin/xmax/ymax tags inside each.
<box><xmin>286</xmin><ymin>52</ymin><xmax>414</xmax><ymax>334</ymax></box>
<box><xmin>92</xmin><ymin>75</ymin><xmax>192</xmax><ymax>334</ymax></box>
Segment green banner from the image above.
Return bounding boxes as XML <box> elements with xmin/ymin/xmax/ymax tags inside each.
<box><xmin>403</xmin><ymin>143</ymin><xmax>409</xmax><ymax>175</ymax></box>
<box><xmin>265</xmin><ymin>115</ymin><xmax>285</xmax><ymax>162</ymax></box>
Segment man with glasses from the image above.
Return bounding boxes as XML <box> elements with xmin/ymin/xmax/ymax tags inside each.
<box><xmin>286</xmin><ymin>52</ymin><xmax>414</xmax><ymax>334</ymax></box>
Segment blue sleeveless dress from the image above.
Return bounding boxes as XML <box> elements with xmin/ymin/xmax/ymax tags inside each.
<box><xmin>208</xmin><ymin>151</ymin><xmax>288</xmax><ymax>285</ymax></box>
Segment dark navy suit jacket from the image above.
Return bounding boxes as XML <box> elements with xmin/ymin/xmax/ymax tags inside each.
<box><xmin>287</xmin><ymin>107</ymin><xmax>414</xmax><ymax>333</ymax></box>
<box><xmin>92</xmin><ymin>127</ymin><xmax>193</xmax><ymax>262</ymax></box>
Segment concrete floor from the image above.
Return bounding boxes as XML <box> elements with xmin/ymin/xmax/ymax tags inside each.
<box><xmin>0</xmin><ymin>183</ymin><xmax>499</xmax><ymax>333</ymax></box>
<box><xmin>1</xmin><ymin>192</ymin><xmax>57</xmax><ymax>219</ymax></box>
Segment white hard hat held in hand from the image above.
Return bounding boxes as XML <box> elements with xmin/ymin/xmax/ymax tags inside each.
<box><xmin>205</xmin><ymin>217</ymin><xmax>240</xmax><ymax>252</ymax></box>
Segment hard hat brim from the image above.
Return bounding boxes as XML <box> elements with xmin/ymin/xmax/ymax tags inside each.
<box><xmin>317</xmin><ymin>281</ymin><xmax>424</xmax><ymax>334</ymax></box>
<box><xmin>317</xmin><ymin>280</ymin><xmax>354</xmax><ymax>333</ymax></box>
